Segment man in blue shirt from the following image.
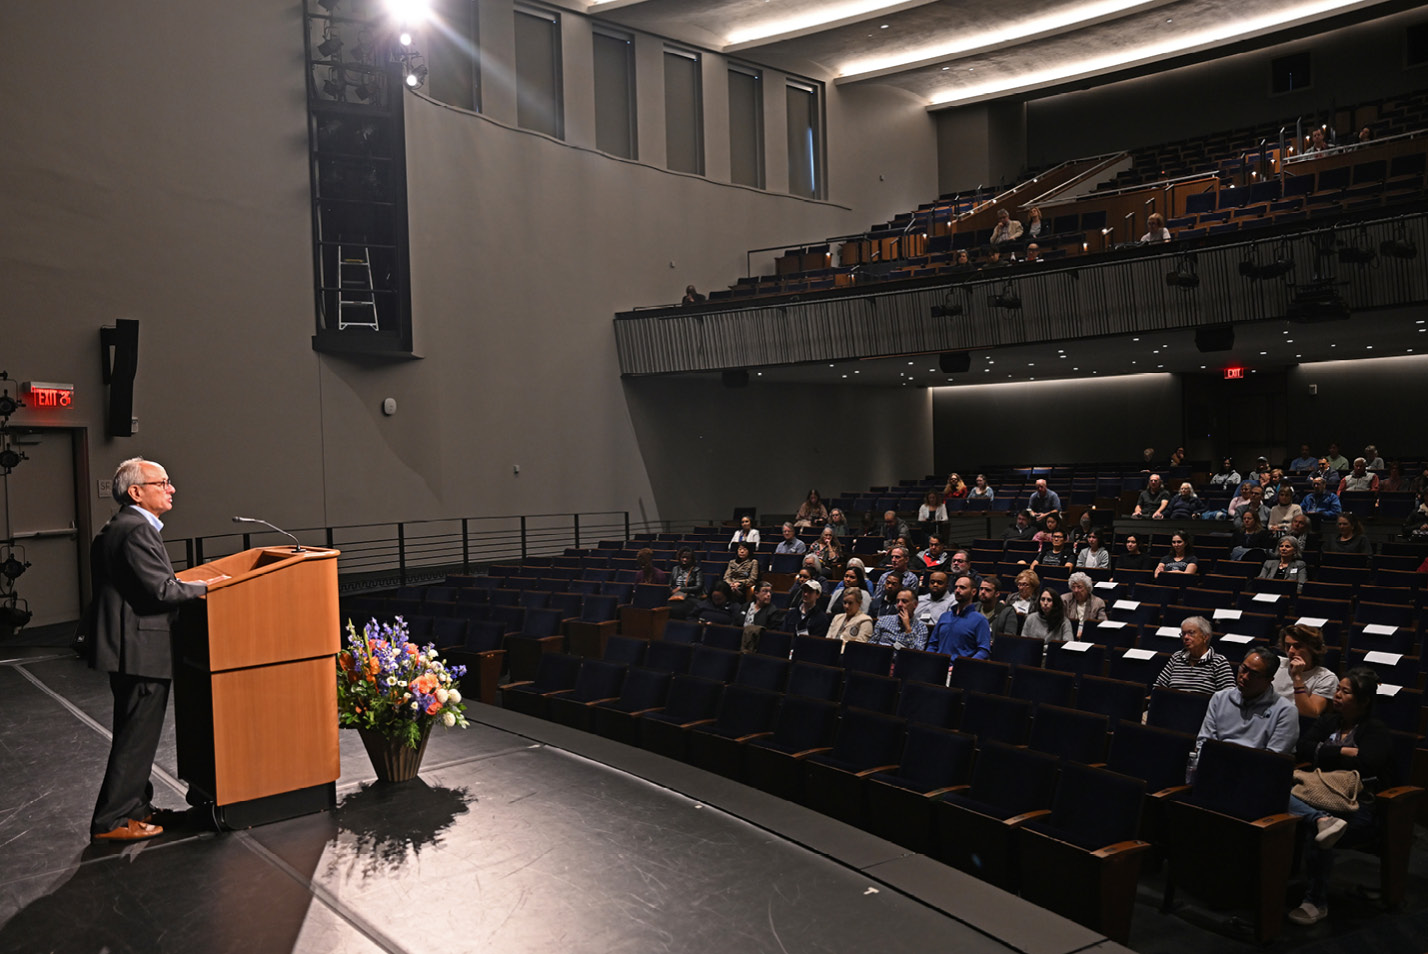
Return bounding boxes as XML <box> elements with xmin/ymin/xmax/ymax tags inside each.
<box><xmin>774</xmin><ymin>522</ymin><xmax>807</xmax><ymax>555</ymax></box>
<box><xmin>870</xmin><ymin>586</ymin><xmax>927</xmax><ymax>651</ymax></box>
<box><xmin>927</xmin><ymin>576</ymin><xmax>991</xmax><ymax>662</ymax></box>
<box><xmin>1289</xmin><ymin>444</ymin><xmax>1318</xmax><ymax>472</ymax></box>
<box><xmin>1300</xmin><ymin>477</ymin><xmax>1342</xmax><ymax>520</ymax></box>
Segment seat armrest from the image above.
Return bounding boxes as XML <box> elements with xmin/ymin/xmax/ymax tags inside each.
<box><xmin>1248</xmin><ymin>812</ymin><xmax>1300</xmax><ymax>831</ymax></box>
<box><xmin>1091</xmin><ymin>839</ymin><xmax>1153</xmax><ymax>860</ymax></box>
<box><xmin>851</xmin><ymin>763</ymin><xmax>902</xmax><ymax>778</ymax></box>
<box><xmin>1003</xmin><ymin>808</ymin><xmax>1053</xmax><ymax>827</ymax></box>
<box><xmin>1150</xmin><ymin>784</ymin><xmax>1192</xmax><ymax>800</ymax></box>
<box><xmin>788</xmin><ymin>746</ymin><xmax>835</xmax><ymax>759</ymax></box>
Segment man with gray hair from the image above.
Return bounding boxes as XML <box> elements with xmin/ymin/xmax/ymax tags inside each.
<box><xmin>88</xmin><ymin>457</ymin><xmax>209</xmax><ymax>841</ymax></box>
<box><xmin>774</xmin><ymin>522</ymin><xmax>806</xmax><ymax>555</ymax></box>
<box><xmin>1188</xmin><ymin>646</ymin><xmax>1299</xmax><ymax>779</ymax></box>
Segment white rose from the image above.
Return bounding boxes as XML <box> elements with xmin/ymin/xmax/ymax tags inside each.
<box><xmin>386</xmin><ymin>676</ymin><xmax>397</xmax><ymax>686</ymax></box>
<box><xmin>436</xmin><ymin>688</ymin><xmax>449</xmax><ymax>704</ymax></box>
<box><xmin>448</xmin><ymin>689</ymin><xmax>462</xmax><ymax>704</ymax></box>
<box><xmin>410</xmin><ymin>702</ymin><xmax>419</xmax><ymax>710</ymax></box>
<box><xmin>442</xmin><ymin>711</ymin><xmax>456</xmax><ymax>727</ymax></box>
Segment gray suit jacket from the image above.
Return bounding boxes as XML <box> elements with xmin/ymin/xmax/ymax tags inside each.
<box><xmin>88</xmin><ymin>507</ymin><xmax>206</xmax><ymax>679</ymax></box>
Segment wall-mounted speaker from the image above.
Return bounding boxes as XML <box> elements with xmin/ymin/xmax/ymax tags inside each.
<box><xmin>721</xmin><ymin>369</ymin><xmax>750</xmax><ymax>388</ymax></box>
<box><xmin>1194</xmin><ymin>325</ymin><xmax>1234</xmax><ymax>353</ymax></box>
<box><xmin>939</xmin><ymin>352</ymin><xmax>971</xmax><ymax>373</ymax></box>
<box><xmin>101</xmin><ymin>319</ymin><xmax>139</xmax><ymax>437</ymax></box>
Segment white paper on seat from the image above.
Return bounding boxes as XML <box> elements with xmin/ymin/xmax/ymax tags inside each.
<box><xmin>1252</xmin><ymin>592</ymin><xmax>1282</xmax><ymax>603</ymax></box>
<box><xmin>1155</xmin><ymin>626</ymin><xmax>1180</xmax><ymax>638</ymax></box>
<box><xmin>1377</xmin><ymin>684</ymin><xmax>1403</xmax><ymax>697</ymax></box>
<box><xmin>1363</xmin><ymin>623</ymin><xmax>1398</xmax><ymax>636</ymax></box>
<box><xmin>1098</xmin><ymin>620</ymin><xmax>1128</xmax><ymax>629</ymax></box>
<box><xmin>1095</xmin><ymin>581</ymin><xmax>1118</xmax><ymax>590</ymax></box>
<box><xmin>1122</xmin><ymin>648</ymin><xmax>1157</xmax><ymax>660</ymax></box>
<box><xmin>1220</xmin><ymin>634</ymin><xmax>1254</xmax><ymax>644</ymax></box>
<box><xmin>1213</xmin><ymin>608</ymin><xmax>1242</xmax><ymax>620</ymax></box>
<box><xmin>1296</xmin><ymin>616</ymin><xmax>1328</xmax><ymax>628</ymax></box>
<box><xmin>1363</xmin><ymin>650</ymin><xmax>1403</xmax><ymax>665</ymax></box>
<box><xmin>1113</xmin><ymin>599</ymin><xmax>1140</xmax><ymax>610</ymax></box>
<box><xmin>1061</xmin><ymin>641</ymin><xmax>1093</xmax><ymax>652</ymax></box>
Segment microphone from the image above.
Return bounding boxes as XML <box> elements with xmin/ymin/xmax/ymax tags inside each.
<box><xmin>232</xmin><ymin>516</ymin><xmax>304</xmax><ymax>552</ymax></box>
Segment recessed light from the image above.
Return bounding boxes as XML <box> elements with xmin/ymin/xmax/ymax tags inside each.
<box><xmin>1331</xmin><ymin>344</ymin><xmax>1336</xmax><ymax>347</ymax></box>
<box><xmin>829</xmin><ymin>363</ymin><xmax>834</xmax><ymax>367</ymax></box>
<box><xmin>942</xmin><ymin>66</ymin><xmax>950</xmax><ymax>71</ymax></box>
<box><xmin>757</xmin><ymin>372</ymin><xmax>763</xmax><ymax>376</ymax></box>
<box><xmin>880</xmin><ymin>23</ymin><xmax>889</xmax><ymax>29</ymax></box>
<box><xmin>1157</xmin><ymin>364</ymin><xmax>1164</xmax><ymax>368</ymax></box>
<box><xmin>1132</xmin><ymin>337</ymin><xmax>1140</xmax><ymax>342</ymax></box>
<box><xmin>1073</xmin><ymin>367</ymin><xmax>1079</xmax><ymax>371</ymax></box>
<box><xmin>1366</xmin><ymin>345</ymin><xmax>1373</xmax><ymax>350</ymax></box>
<box><xmin>1260</xmin><ymin>351</ymin><xmax>1267</xmax><ymax>355</ymax></box>
<box><xmin>854</xmin><ymin>370</ymin><xmax>860</xmax><ymax>374</ymax></box>
<box><xmin>908</xmin><ymin>361</ymin><xmax>914</xmax><ymax>365</ymax></box>
<box><xmin>842</xmin><ymin>374</ymin><xmax>848</xmax><ymax>378</ymax></box>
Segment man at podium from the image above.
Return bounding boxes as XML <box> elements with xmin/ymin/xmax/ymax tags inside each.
<box><xmin>88</xmin><ymin>457</ymin><xmax>208</xmax><ymax>841</ymax></box>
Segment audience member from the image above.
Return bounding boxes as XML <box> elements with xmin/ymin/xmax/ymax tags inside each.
<box><xmin>942</xmin><ymin>473</ymin><xmax>968</xmax><ymax>498</ymax></box>
<box><xmin>967</xmin><ymin>474</ymin><xmax>994</xmax><ymax>499</ymax></box>
<box><xmin>1009</xmin><ymin>569</ymin><xmax>1040</xmax><ymax>622</ymax></box>
<box><xmin>1188</xmin><ymin>647</ymin><xmax>1298</xmax><ymax>780</ymax></box>
<box><xmin>1284</xmin><ymin>512</ymin><xmax>1313</xmax><ymax>550</ymax></box>
<box><xmin>1381</xmin><ymin>462</ymin><xmax>1404</xmax><ymax>493</ymax></box>
<box><xmin>945</xmin><ymin>550</ymin><xmax>981</xmax><ymax>589</ymax></box>
<box><xmin>738</xmin><ymin>581</ymin><xmax>782</xmax><ymax>650</ymax></box>
<box><xmin>1003</xmin><ymin>509</ymin><xmax>1037</xmax><ymax>541</ymax></box>
<box><xmin>635</xmin><ymin>548</ymin><xmax>668</xmax><ymax>585</ymax></box>
<box><xmin>916</xmin><ymin>536</ymin><xmax>951</xmax><ymax>573</ymax></box>
<box><xmin>1229</xmin><ymin>509</ymin><xmax>1273</xmax><ymax>561</ymax></box>
<box><xmin>825</xmin><ymin>564</ymin><xmax>872</xmax><ymax>617</ymax></box>
<box><xmin>1285</xmin><ymin>667</ymin><xmax>1392</xmax><ymax>926</ymax></box>
<box><xmin>1132</xmin><ymin>474</ymin><xmax>1171</xmax><ymax>519</ymax></box>
<box><xmin>1027</xmin><ymin>479</ymin><xmax>1061</xmax><ymax>519</ymax></box>
<box><xmin>1308</xmin><ymin>458</ymin><xmax>1341</xmax><ymax>489</ymax></box>
<box><xmin>1155</xmin><ymin>616</ymin><xmax>1235</xmax><ymax>693</ymax></box>
<box><xmin>1025</xmin><ymin>206</ymin><xmax>1047</xmax><ymax>239</ymax></box>
<box><xmin>1245</xmin><ymin>484</ymin><xmax>1271</xmax><ymax>525</ymax></box>
<box><xmin>775</xmin><ymin>522</ymin><xmax>807</xmax><ymax>555</ymax></box>
<box><xmin>794</xmin><ymin>490</ymin><xmax>828</xmax><ymax>529</ymax></box>
<box><xmin>1022</xmin><ymin>243</ymin><xmax>1042</xmax><ymax>263</ymax></box>
<box><xmin>1141</xmin><ymin>212</ymin><xmax>1171</xmax><ymax>243</ymax></box>
<box><xmin>1403</xmin><ymin>490</ymin><xmax>1428</xmax><ymax>539</ymax></box>
<box><xmin>1300</xmin><ymin>477</ymin><xmax>1342</xmax><ymax>521</ymax></box>
<box><xmin>1268</xmin><ymin>486</ymin><xmax>1303</xmax><ymax>534</ymax></box>
<box><xmin>1030</xmin><ymin>529</ymin><xmax>1074</xmax><ymax>571</ymax></box>
<box><xmin>1322</xmin><ymin>513</ymin><xmax>1372</xmax><ymax>558</ymax></box>
<box><xmin>917</xmin><ymin>490</ymin><xmax>947</xmax><ymax>539</ymax></box>
<box><xmin>728</xmin><ymin>515</ymin><xmax>761</xmax><ymax>551</ymax></box>
<box><xmin>826</xmin><ymin>588</ymin><xmax>874</xmax><ymax>646</ymax></box>
<box><xmin>1075</xmin><ymin>529</ymin><xmax>1110</xmax><ymax>569</ymax></box>
<box><xmin>977</xmin><ymin>576</ymin><xmax>1019</xmax><ymax>637</ymax></box>
<box><xmin>667</xmin><ymin>548</ymin><xmax>704</xmax><ymax>618</ymax></box>
<box><xmin>1325</xmin><ymin>443</ymin><xmax>1350</xmax><ymax>473</ymax></box>
<box><xmin>1067</xmin><ymin>510</ymin><xmax>1094</xmax><ymax>547</ymax></box>
<box><xmin>1290</xmin><ymin>444</ymin><xmax>1318</xmax><ymax>472</ymax></box>
<box><xmin>989</xmin><ymin>208</ymin><xmax>1023</xmax><ymax>246</ymax></box>
<box><xmin>1209</xmin><ymin>458</ymin><xmax>1242</xmax><ymax>489</ymax></box>
<box><xmin>1022</xmin><ymin>588</ymin><xmax>1073</xmax><ymax>644</ymax></box>
<box><xmin>681</xmin><ymin>284</ymin><xmax>705</xmax><ymax>305</ymax></box>
<box><xmin>1165</xmin><ymin>482</ymin><xmax>1204</xmax><ymax>519</ymax></box>
<box><xmin>867</xmin><ymin>570</ymin><xmax>904</xmax><ymax>620</ymax></box>
<box><xmin>824</xmin><ymin>508</ymin><xmax>850</xmax><ymax>537</ymax></box>
<box><xmin>927</xmin><ymin>576</ymin><xmax>991</xmax><ymax>661</ymax></box>
<box><xmin>782</xmin><ymin>579</ymin><xmax>830</xmax><ymax>638</ymax></box>
<box><xmin>915</xmin><ymin>571</ymin><xmax>955</xmax><ymax>627</ymax></box>
<box><xmin>878</xmin><ymin>545</ymin><xmax>921</xmax><ymax>593</ymax></box>
<box><xmin>1363</xmin><ymin>445</ymin><xmax>1384</xmax><ymax>470</ymax></box>
<box><xmin>1272</xmin><ymin>624</ymin><xmax>1335</xmax><ymax>718</ymax></box>
<box><xmin>1154</xmin><ymin>532</ymin><xmax>1199</xmax><ymax>578</ymax></box>
<box><xmin>1061</xmin><ymin>571</ymin><xmax>1107</xmax><ymax>638</ymax></box>
<box><xmin>723</xmin><ymin>541</ymin><xmax>760</xmax><ymax>599</ymax></box>
<box><xmin>1141</xmin><ymin>447</ymin><xmax>1156</xmax><ymax>470</ymax></box>
<box><xmin>783</xmin><ymin>566</ymin><xmax>820</xmax><ymax>609</ymax></box>
<box><xmin>809</xmin><ymin>526</ymin><xmax>842</xmax><ymax>566</ymax></box>
<box><xmin>880</xmin><ymin>510</ymin><xmax>910</xmax><ymax>550</ymax></box>
<box><xmin>1032</xmin><ymin>512</ymin><xmax>1062</xmax><ymax>546</ymax></box>
<box><xmin>1338</xmin><ymin>458</ymin><xmax>1379</xmax><ymax>495</ymax></box>
<box><xmin>1168</xmin><ymin>447</ymin><xmax>1186</xmax><ymax>468</ymax></box>
<box><xmin>1116</xmin><ymin>533</ymin><xmax>1155</xmax><ymax>572</ymax></box>
<box><xmin>1258</xmin><ymin>536</ymin><xmax>1308</xmax><ymax>591</ymax></box>
<box><xmin>870</xmin><ymin>587</ymin><xmax>927</xmax><ymax>652</ymax></box>
<box><xmin>692</xmin><ymin>580</ymin><xmax>742</xmax><ymax>625</ymax></box>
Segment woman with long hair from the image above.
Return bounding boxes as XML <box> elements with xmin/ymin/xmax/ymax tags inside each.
<box><xmin>1022</xmin><ymin>587</ymin><xmax>1073</xmax><ymax>643</ymax></box>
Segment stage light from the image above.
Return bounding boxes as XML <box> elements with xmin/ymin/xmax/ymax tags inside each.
<box><xmin>0</xmin><ymin>389</ymin><xmax>21</xmax><ymax>418</ymax></box>
<box><xmin>988</xmin><ymin>282</ymin><xmax>1021</xmax><ymax>310</ymax></box>
<box><xmin>317</xmin><ymin>0</ymin><xmax>340</xmax><ymax>10</ymax></box>
<box><xmin>1380</xmin><ymin>237</ymin><xmax>1418</xmax><ymax>260</ymax></box>
<box><xmin>354</xmin><ymin>79</ymin><xmax>376</xmax><ymax>101</ymax></box>
<box><xmin>399</xmin><ymin>32</ymin><xmax>413</xmax><ymax>47</ymax></box>
<box><xmin>0</xmin><ymin>554</ymin><xmax>27</xmax><ymax>582</ymax></box>
<box><xmin>322</xmin><ymin>73</ymin><xmax>346</xmax><ymax>99</ymax></box>
<box><xmin>0</xmin><ymin>447</ymin><xmax>26</xmax><ymax>474</ymax></box>
<box><xmin>1239</xmin><ymin>251</ymin><xmax>1293</xmax><ymax>280</ymax></box>
<box><xmin>317</xmin><ymin>33</ymin><xmax>344</xmax><ymax>58</ymax></box>
<box><xmin>1337</xmin><ymin>244</ymin><xmax>1376</xmax><ymax>264</ymax></box>
<box><xmin>1165</xmin><ymin>254</ymin><xmax>1199</xmax><ymax>288</ymax></box>
<box><xmin>930</xmin><ymin>301</ymin><xmax>963</xmax><ymax>317</ymax></box>
<box><xmin>404</xmin><ymin>64</ymin><xmax>428</xmax><ymax>88</ymax></box>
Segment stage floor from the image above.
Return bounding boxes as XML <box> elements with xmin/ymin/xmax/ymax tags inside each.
<box><xmin>0</xmin><ymin>648</ymin><xmax>1129</xmax><ymax>954</ymax></box>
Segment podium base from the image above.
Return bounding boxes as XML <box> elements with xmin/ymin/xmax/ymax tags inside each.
<box><xmin>191</xmin><ymin>782</ymin><xmax>337</xmax><ymax>831</ymax></box>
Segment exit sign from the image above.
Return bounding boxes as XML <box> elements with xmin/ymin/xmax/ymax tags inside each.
<box><xmin>25</xmin><ymin>381</ymin><xmax>74</xmax><ymax>407</ymax></box>
<box><xmin>1223</xmin><ymin>367</ymin><xmax>1245</xmax><ymax>380</ymax></box>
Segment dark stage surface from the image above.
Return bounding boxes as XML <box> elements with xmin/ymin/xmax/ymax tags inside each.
<box><xmin>0</xmin><ymin>648</ymin><xmax>1128</xmax><ymax>954</ymax></box>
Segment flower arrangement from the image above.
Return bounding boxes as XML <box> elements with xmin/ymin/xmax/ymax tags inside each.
<box><xmin>337</xmin><ymin>617</ymin><xmax>470</xmax><ymax>749</ymax></box>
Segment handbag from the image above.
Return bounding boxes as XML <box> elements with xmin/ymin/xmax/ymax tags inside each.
<box><xmin>1291</xmin><ymin>768</ymin><xmax>1361</xmax><ymax>814</ymax></box>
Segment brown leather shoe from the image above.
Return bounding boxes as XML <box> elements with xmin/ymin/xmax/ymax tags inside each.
<box><xmin>92</xmin><ymin>819</ymin><xmax>163</xmax><ymax>841</ymax></box>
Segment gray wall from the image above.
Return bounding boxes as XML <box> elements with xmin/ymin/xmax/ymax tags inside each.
<box><xmin>931</xmin><ymin>373</ymin><xmax>1185</xmax><ymax>473</ymax></box>
<box><xmin>0</xmin><ymin>0</ymin><xmax>939</xmax><ymax>555</ymax></box>
<box><xmin>1285</xmin><ymin>354</ymin><xmax>1428</xmax><ymax>460</ymax></box>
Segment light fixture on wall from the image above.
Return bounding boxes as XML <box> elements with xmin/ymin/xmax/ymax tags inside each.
<box><xmin>1239</xmin><ymin>243</ymin><xmax>1293</xmax><ymax>280</ymax></box>
<box><xmin>988</xmin><ymin>281</ymin><xmax>1021</xmax><ymax>310</ymax></box>
<box><xmin>1165</xmin><ymin>254</ymin><xmax>1200</xmax><ymax>288</ymax></box>
<box><xmin>930</xmin><ymin>293</ymin><xmax>963</xmax><ymax>317</ymax></box>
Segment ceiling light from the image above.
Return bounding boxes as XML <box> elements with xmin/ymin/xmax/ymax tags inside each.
<box><xmin>924</xmin><ymin>0</ymin><xmax>1373</xmax><ymax>107</ymax></box>
<box><xmin>725</xmin><ymin>0</ymin><xmax>916</xmax><ymax>48</ymax></box>
<box><xmin>840</xmin><ymin>0</ymin><xmax>1162</xmax><ymax>78</ymax></box>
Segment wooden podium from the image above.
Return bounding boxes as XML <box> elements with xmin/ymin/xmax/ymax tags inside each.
<box><xmin>173</xmin><ymin>546</ymin><xmax>341</xmax><ymax>827</ymax></box>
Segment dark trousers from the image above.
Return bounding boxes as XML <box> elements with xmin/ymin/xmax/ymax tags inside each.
<box><xmin>91</xmin><ymin>672</ymin><xmax>170</xmax><ymax>834</ymax></box>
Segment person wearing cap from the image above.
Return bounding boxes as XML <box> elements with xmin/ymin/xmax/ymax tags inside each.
<box><xmin>869</xmin><ymin>587</ymin><xmax>927</xmax><ymax>652</ymax></box>
<box><xmin>781</xmin><ymin>577</ymin><xmax>829</xmax><ymax>638</ymax></box>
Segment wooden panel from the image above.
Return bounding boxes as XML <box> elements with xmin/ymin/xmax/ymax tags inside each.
<box><xmin>195</xmin><ymin>548</ymin><xmax>340</xmax><ymax>671</ymax></box>
<box><xmin>211</xmin><ymin>656</ymin><xmax>340</xmax><ymax>805</ymax></box>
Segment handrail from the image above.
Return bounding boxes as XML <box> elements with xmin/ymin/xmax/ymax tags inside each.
<box><xmin>1282</xmin><ymin>127</ymin><xmax>1427</xmax><ymax>166</ymax></box>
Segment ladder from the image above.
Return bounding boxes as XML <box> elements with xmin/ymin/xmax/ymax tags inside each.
<box><xmin>337</xmin><ymin>246</ymin><xmax>380</xmax><ymax>330</ymax></box>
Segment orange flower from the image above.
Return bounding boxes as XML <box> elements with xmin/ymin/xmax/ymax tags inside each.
<box><xmin>425</xmin><ymin>698</ymin><xmax>441</xmax><ymax>715</ymax></box>
<box><xmin>404</xmin><ymin>643</ymin><xmax>418</xmax><ymax>655</ymax></box>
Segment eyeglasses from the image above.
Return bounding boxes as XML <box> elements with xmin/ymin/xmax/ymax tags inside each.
<box><xmin>139</xmin><ymin>479</ymin><xmax>175</xmax><ymax>489</ymax></box>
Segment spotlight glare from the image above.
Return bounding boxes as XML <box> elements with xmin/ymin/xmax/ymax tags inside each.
<box><xmin>385</xmin><ymin>0</ymin><xmax>431</xmax><ymax>26</ymax></box>
<box><xmin>400</xmin><ymin>32</ymin><xmax>413</xmax><ymax>46</ymax></box>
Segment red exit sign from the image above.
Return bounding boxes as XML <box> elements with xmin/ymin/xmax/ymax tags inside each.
<box><xmin>25</xmin><ymin>381</ymin><xmax>74</xmax><ymax>407</ymax></box>
<box><xmin>1223</xmin><ymin>367</ymin><xmax>1245</xmax><ymax>380</ymax></box>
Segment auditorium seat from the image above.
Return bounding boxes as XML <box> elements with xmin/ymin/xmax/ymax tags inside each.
<box><xmin>801</xmin><ymin>709</ymin><xmax>908</xmax><ymax>825</ymax></box>
<box><xmin>864</xmin><ymin>725</ymin><xmax>976</xmax><ymax>851</ymax></box>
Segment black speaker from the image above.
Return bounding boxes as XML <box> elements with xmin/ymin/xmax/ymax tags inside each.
<box><xmin>722</xmin><ymin>369</ymin><xmax>750</xmax><ymax>388</ymax></box>
<box><xmin>101</xmin><ymin>319</ymin><xmax>139</xmax><ymax>437</ymax></box>
<box><xmin>939</xmin><ymin>352</ymin><xmax>971</xmax><ymax>373</ymax></box>
<box><xmin>1194</xmin><ymin>325</ymin><xmax>1234</xmax><ymax>353</ymax></box>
